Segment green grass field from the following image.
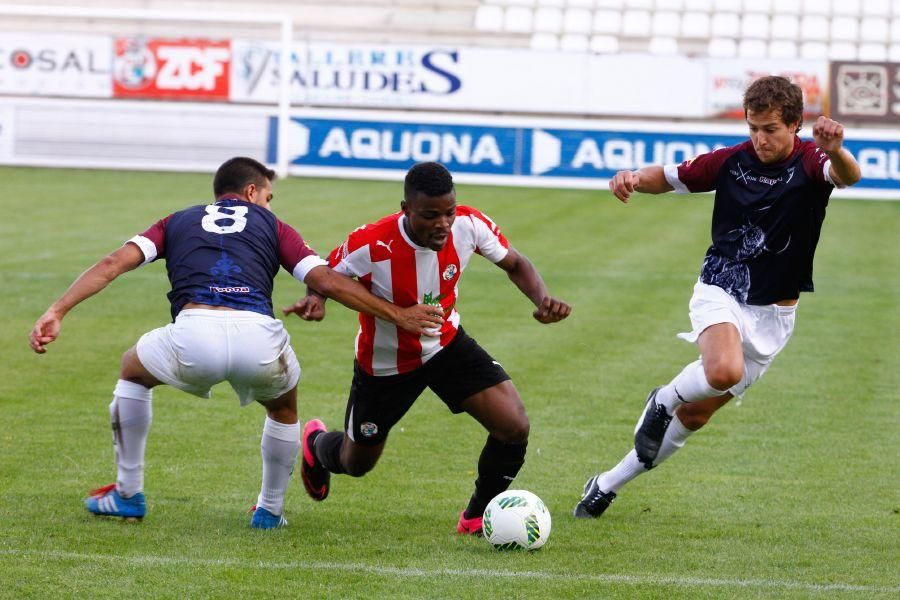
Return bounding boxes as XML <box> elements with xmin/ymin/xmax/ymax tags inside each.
<box><xmin>1</xmin><ymin>166</ymin><xmax>897</xmax><ymax>598</ymax></box>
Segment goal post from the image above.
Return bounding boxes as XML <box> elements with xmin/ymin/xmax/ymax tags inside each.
<box><xmin>0</xmin><ymin>3</ymin><xmax>294</xmax><ymax>177</ymax></box>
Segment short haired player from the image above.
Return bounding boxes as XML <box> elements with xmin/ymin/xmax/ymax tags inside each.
<box><xmin>283</xmin><ymin>162</ymin><xmax>571</xmax><ymax>534</ymax></box>
<box><xmin>29</xmin><ymin>157</ymin><xmax>442</xmax><ymax>528</ymax></box>
<box><xmin>574</xmin><ymin>76</ymin><xmax>862</xmax><ymax>518</ymax></box>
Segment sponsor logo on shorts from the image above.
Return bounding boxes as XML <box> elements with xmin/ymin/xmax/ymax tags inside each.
<box><xmin>209</xmin><ymin>286</ymin><xmax>250</xmax><ymax>293</ymax></box>
<box><xmin>442</xmin><ymin>264</ymin><xmax>458</xmax><ymax>281</ymax></box>
<box><xmin>360</xmin><ymin>422</ymin><xmax>378</xmax><ymax>437</ymax></box>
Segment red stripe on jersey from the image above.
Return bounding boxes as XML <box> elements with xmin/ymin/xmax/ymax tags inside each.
<box><xmin>391</xmin><ymin>233</ymin><xmax>424</xmax><ymax>372</ymax></box>
<box><xmin>356</xmin><ymin>273</ymin><xmax>376</xmax><ymax>374</ymax></box>
<box><xmin>437</xmin><ymin>234</ymin><xmax>461</xmax><ymax>347</ymax></box>
<box><xmin>461</xmin><ymin>206</ymin><xmax>510</xmax><ymax>252</ymax></box>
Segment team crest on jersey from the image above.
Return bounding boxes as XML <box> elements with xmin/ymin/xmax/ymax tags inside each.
<box><xmin>442</xmin><ymin>264</ymin><xmax>458</xmax><ymax>281</ymax></box>
<box><xmin>360</xmin><ymin>422</ymin><xmax>378</xmax><ymax>437</ymax></box>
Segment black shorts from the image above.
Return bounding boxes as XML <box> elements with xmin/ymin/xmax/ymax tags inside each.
<box><xmin>343</xmin><ymin>327</ymin><xmax>510</xmax><ymax>446</ymax></box>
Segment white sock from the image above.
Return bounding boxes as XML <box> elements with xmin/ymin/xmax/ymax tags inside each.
<box><xmin>654</xmin><ymin>414</ymin><xmax>694</xmax><ymax>464</ymax></box>
<box><xmin>599</xmin><ymin>415</ymin><xmax>696</xmax><ymax>494</ymax></box>
<box><xmin>110</xmin><ymin>379</ymin><xmax>152</xmax><ymax>498</ymax></box>
<box><xmin>656</xmin><ymin>359</ymin><xmax>728</xmax><ymax>413</ymax></box>
<box><xmin>596</xmin><ymin>450</ymin><xmax>647</xmax><ymax>494</ymax></box>
<box><xmin>256</xmin><ymin>417</ymin><xmax>300</xmax><ymax>516</ymax></box>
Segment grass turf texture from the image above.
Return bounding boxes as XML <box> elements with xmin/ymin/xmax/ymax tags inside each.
<box><xmin>0</xmin><ymin>166</ymin><xmax>897</xmax><ymax>598</ymax></box>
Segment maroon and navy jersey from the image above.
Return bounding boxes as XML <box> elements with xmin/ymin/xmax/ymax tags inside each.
<box><xmin>127</xmin><ymin>196</ymin><xmax>326</xmax><ymax>319</ymax></box>
<box><xmin>664</xmin><ymin>137</ymin><xmax>840</xmax><ymax>305</ymax></box>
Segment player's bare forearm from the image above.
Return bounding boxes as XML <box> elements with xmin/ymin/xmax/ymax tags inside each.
<box><xmin>609</xmin><ymin>166</ymin><xmax>673</xmax><ymax>202</ymax></box>
<box><xmin>634</xmin><ymin>166</ymin><xmax>673</xmax><ymax>193</ymax></box>
<box><xmin>305</xmin><ymin>266</ymin><xmax>396</xmax><ymax>320</ymax></box>
<box><xmin>500</xmin><ymin>250</ymin><xmax>549</xmax><ymax>307</ymax></box>
<box><xmin>827</xmin><ymin>147</ymin><xmax>861</xmax><ymax>187</ymax></box>
<box><xmin>302</xmin><ymin>266</ymin><xmax>442</xmax><ymax>333</ymax></box>
<box><xmin>497</xmin><ymin>249</ymin><xmax>572</xmax><ymax>323</ymax></box>
<box><xmin>30</xmin><ymin>244</ymin><xmax>143</xmax><ymax>353</ymax></box>
<box><xmin>48</xmin><ymin>244</ymin><xmax>144</xmax><ymax>318</ymax></box>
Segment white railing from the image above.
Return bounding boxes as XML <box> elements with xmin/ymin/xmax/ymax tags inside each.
<box><xmin>0</xmin><ymin>3</ymin><xmax>294</xmax><ymax>177</ymax></box>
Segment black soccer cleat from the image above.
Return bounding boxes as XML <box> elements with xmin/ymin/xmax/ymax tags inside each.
<box><xmin>573</xmin><ymin>475</ymin><xmax>616</xmax><ymax>519</ymax></box>
<box><xmin>633</xmin><ymin>387</ymin><xmax>672</xmax><ymax>467</ymax></box>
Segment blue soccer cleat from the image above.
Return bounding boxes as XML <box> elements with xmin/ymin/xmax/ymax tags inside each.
<box><xmin>84</xmin><ymin>483</ymin><xmax>146</xmax><ymax>521</ymax></box>
<box><xmin>250</xmin><ymin>505</ymin><xmax>288</xmax><ymax>529</ymax></box>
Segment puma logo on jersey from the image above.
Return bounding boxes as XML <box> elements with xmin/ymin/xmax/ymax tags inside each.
<box><xmin>376</xmin><ymin>240</ymin><xmax>394</xmax><ymax>253</ymax></box>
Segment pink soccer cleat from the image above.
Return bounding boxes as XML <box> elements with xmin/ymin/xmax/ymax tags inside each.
<box><xmin>456</xmin><ymin>510</ymin><xmax>483</xmax><ymax>535</ymax></box>
<box><xmin>300</xmin><ymin>419</ymin><xmax>330</xmax><ymax>501</ymax></box>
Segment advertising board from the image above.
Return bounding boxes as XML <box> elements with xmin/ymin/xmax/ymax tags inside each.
<box><xmin>0</xmin><ymin>33</ymin><xmax>111</xmax><ymax>97</ymax></box>
<box><xmin>113</xmin><ymin>38</ymin><xmax>231</xmax><ymax>101</ymax></box>
<box><xmin>268</xmin><ymin>111</ymin><xmax>900</xmax><ymax>198</ymax></box>
<box><xmin>829</xmin><ymin>61</ymin><xmax>900</xmax><ymax>124</ymax></box>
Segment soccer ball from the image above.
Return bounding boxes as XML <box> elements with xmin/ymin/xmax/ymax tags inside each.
<box><xmin>483</xmin><ymin>490</ymin><xmax>551</xmax><ymax>550</ymax></box>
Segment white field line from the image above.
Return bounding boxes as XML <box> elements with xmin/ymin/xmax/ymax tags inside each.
<box><xmin>1</xmin><ymin>549</ymin><xmax>896</xmax><ymax>594</ymax></box>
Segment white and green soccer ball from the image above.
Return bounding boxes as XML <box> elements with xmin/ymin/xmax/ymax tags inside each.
<box><xmin>483</xmin><ymin>490</ymin><xmax>551</xmax><ymax>550</ymax></box>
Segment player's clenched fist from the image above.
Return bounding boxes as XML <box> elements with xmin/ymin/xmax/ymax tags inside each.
<box><xmin>533</xmin><ymin>296</ymin><xmax>572</xmax><ymax>324</ymax></box>
<box><xmin>609</xmin><ymin>170</ymin><xmax>640</xmax><ymax>203</ymax></box>
<box><xmin>812</xmin><ymin>116</ymin><xmax>844</xmax><ymax>153</ymax></box>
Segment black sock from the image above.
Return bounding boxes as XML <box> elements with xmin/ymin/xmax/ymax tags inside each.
<box><xmin>465</xmin><ymin>435</ymin><xmax>527</xmax><ymax>518</ymax></box>
<box><xmin>313</xmin><ymin>430</ymin><xmax>347</xmax><ymax>474</ymax></box>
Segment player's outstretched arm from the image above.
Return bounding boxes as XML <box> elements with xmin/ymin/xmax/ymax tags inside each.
<box><xmin>608</xmin><ymin>166</ymin><xmax>673</xmax><ymax>203</ymax></box>
<box><xmin>495</xmin><ymin>247</ymin><xmax>571</xmax><ymax>324</ymax></box>
<box><xmin>29</xmin><ymin>243</ymin><xmax>145</xmax><ymax>354</ymax></box>
<box><xmin>300</xmin><ymin>266</ymin><xmax>444</xmax><ymax>336</ymax></box>
<box><xmin>813</xmin><ymin>116</ymin><xmax>861</xmax><ymax>187</ymax></box>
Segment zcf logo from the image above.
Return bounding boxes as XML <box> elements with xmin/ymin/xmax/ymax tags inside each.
<box><xmin>113</xmin><ymin>38</ymin><xmax>231</xmax><ymax>99</ymax></box>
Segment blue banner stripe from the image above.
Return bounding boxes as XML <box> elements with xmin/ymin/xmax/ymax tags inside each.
<box><xmin>267</xmin><ymin>116</ymin><xmax>900</xmax><ymax>191</ymax></box>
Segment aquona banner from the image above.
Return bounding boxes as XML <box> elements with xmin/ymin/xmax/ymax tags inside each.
<box><xmin>267</xmin><ymin>111</ymin><xmax>900</xmax><ymax>198</ymax></box>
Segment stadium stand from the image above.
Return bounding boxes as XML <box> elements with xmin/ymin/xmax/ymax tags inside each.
<box><xmin>476</xmin><ymin>0</ymin><xmax>900</xmax><ymax>59</ymax></box>
<box><xmin>1</xmin><ymin>0</ymin><xmax>898</xmax><ymax>58</ymax></box>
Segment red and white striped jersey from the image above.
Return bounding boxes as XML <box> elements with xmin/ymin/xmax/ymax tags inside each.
<box><xmin>328</xmin><ymin>205</ymin><xmax>510</xmax><ymax>376</ymax></box>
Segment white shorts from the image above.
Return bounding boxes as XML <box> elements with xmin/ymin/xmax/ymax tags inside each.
<box><xmin>136</xmin><ymin>309</ymin><xmax>301</xmax><ymax>406</ymax></box>
<box><xmin>677</xmin><ymin>280</ymin><xmax>797</xmax><ymax>397</ymax></box>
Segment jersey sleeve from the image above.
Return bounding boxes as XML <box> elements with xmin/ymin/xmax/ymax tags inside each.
<box><xmin>327</xmin><ymin>226</ymin><xmax>373</xmax><ymax>278</ymax></box>
<box><xmin>663</xmin><ymin>145</ymin><xmax>740</xmax><ymax>193</ymax></box>
<box><xmin>800</xmin><ymin>142</ymin><xmax>842</xmax><ymax>188</ymax></box>
<box><xmin>127</xmin><ymin>215</ymin><xmax>171</xmax><ymax>266</ymax></box>
<box><xmin>276</xmin><ymin>220</ymin><xmax>328</xmax><ymax>283</ymax></box>
<box><xmin>465</xmin><ymin>207</ymin><xmax>510</xmax><ymax>263</ymax></box>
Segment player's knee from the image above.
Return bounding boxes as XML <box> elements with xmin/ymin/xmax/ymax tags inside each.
<box><xmin>342</xmin><ymin>447</ymin><xmax>380</xmax><ymax>477</ymax></box>
<box><xmin>492</xmin><ymin>416</ymin><xmax>530</xmax><ymax>445</ymax></box>
<box><xmin>344</xmin><ymin>461</ymin><xmax>375</xmax><ymax>478</ymax></box>
<box><xmin>704</xmin><ymin>361</ymin><xmax>743</xmax><ymax>391</ymax></box>
<box><xmin>119</xmin><ymin>347</ymin><xmax>137</xmax><ymax>374</ymax></box>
